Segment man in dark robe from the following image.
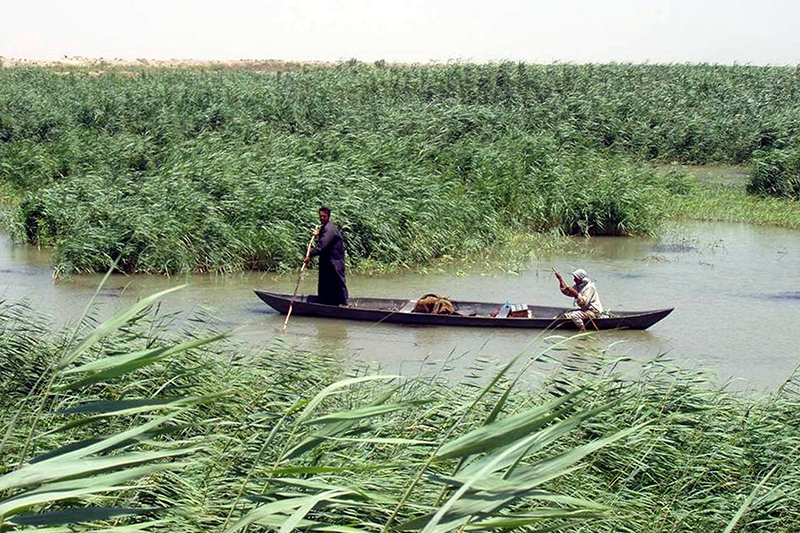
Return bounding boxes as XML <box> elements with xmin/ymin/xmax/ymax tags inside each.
<box><xmin>304</xmin><ymin>206</ymin><xmax>348</xmax><ymax>306</ymax></box>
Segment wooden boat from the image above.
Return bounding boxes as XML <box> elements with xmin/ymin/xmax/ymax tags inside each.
<box><xmin>254</xmin><ymin>291</ymin><xmax>673</xmax><ymax>330</ymax></box>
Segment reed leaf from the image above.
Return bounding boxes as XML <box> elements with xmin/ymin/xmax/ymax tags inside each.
<box><xmin>279</xmin><ymin>489</ymin><xmax>355</xmax><ymax>533</ymax></box>
<box><xmin>294</xmin><ymin>375</ymin><xmax>400</xmax><ymax>424</ymax></box>
<box><xmin>57</xmin><ymin>330</ymin><xmax>228</xmax><ymax>390</ymax></box>
<box><xmin>282</xmin><ymin>377</ymin><xmax>400</xmax><ymax>461</ymax></box>
<box><xmin>304</xmin><ymin>401</ymin><xmax>432</xmax><ymax>425</ymax></box>
<box><xmin>435</xmin><ymin>390</ymin><xmax>582</xmax><ymax>460</ymax></box>
<box><xmin>9</xmin><ymin>520</ymin><xmax>173</xmax><ymax>533</ymax></box>
<box><xmin>39</xmin><ymin>394</ymin><xmax>229</xmax><ymax>436</ymax></box>
<box><xmin>225</xmin><ymin>493</ymin><xmax>349</xmax><ymax>533</ymax></box>
<box><xmin>722</xmin><ymin>464</ymin><xmax>780</xmax><ymax>533</ymax></box>
<box><xmin>6</xmin><ymin>506</ymin><xmax>151</xmax><ymax>527</ymax></box>
<box><xmin>56</xmin><ymin>285</ymin><xmax>186</xmax><ymax>370</ymax></box>
<box><xmin>420</xmin><ymin>421</ymin><xmax>637</xmax><ymax>532</ymax></box>
<box><xmin>0</xmin><ymin>463</ymin><xmax>186</xmax><ymax>519</ymax></box>
<box><xmin>0</xmin><ymin>447</ymin><xmax>198</xmax><ymax>493</ymax></box>
<box><xmin>0</xmin><ymin>414</ymin><xmax>178</xmax><ymax>492</ymax></box>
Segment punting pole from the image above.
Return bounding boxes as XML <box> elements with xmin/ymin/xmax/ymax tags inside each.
<box><xmin>283</xmin><ymin>227</ymin><xmax>318</xmax><ymax>332</ymax></box>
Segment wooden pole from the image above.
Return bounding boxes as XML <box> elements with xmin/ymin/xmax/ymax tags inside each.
<box><xmin>283</xmin><ymin>228</ymin><xmax>318</xmax><ymax>332</ymax></box>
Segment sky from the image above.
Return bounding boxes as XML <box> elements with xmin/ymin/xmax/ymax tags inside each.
<box><xmin>2</xmin><ymin>0</ymin><xmax>800</xmax><ymax>65</ymax></box>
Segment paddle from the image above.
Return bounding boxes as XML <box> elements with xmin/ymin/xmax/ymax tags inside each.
<box><xmin>283</xmin><ymin>227</ymin><xmax>319</xmax><ymax>332</ymax></box>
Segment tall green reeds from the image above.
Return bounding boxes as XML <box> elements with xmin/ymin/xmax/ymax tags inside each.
<box><xmin>2</xmin><ymin>63</ymin><xmax>800</xmax><ymax>273</ymax></box>
<box><xmin>1</xmin><ymin>290</ymin><xmax>798</xmax><ymax>532</ymax></box>
<box><xmin>749</xmin><ymin>148</ymin><xmax>800</xmax><ymax>199</ymax></box>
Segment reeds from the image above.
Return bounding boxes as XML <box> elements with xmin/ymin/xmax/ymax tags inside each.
<box><xmin>749</xmin><ymin>148</ymin><xmax>800</xmax><ymax>199</ymax></box>
<box><xmin>1</xmin><ymin>291</ymin><xmax>798</xmax><ymax>532</ymax></box>
<box><xmin>3</xmin><ymin>63</ymin><xmax>800</xmax><ymax>274</ymax></box>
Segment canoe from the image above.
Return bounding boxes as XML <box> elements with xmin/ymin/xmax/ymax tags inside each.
<box><xmin>253</xmin><ymin>291</ymin><xmax>673</xmax><ymax>330</ymax></box>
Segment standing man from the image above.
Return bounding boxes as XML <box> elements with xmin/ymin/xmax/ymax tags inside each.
<box><xmin>304</xmin><ymin>206</ymin><xmax>348</xmax><ymax>306</ymax></box>
<box><xmin>554</xmin><ymin>268</ymin><xmax>603</xmax><ymax>330</ymax></box>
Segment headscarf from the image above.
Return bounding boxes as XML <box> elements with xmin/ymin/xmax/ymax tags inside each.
<box><xmin>571</xmin><ymin>269</ymin><xmax>590</xmax><ymax>291</ymax></box>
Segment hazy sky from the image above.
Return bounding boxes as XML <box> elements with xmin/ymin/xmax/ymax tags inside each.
<box><xmin>2</xmin><ymin>0</ymin><xmax>800</xmax><ymax>65</ymax></box>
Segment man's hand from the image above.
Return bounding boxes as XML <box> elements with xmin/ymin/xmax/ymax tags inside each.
<box><xmin>312</xmin><ymin>229</ymin><xmax>319</xmax><ymax>237</ymax></box>
<box><xmin>566</xmin><ymin>286</ymin><xmax>578</xmax><ymax>298</ymax></box>
<box><xmin>303</xmin><ymin>256</ymin><xmax>312</xmax><ymax>266</ymax></box>
<box><xmin>553</xmin><ymin>268</ymin><xmax>567</xmax><ymax>287</ymax></box>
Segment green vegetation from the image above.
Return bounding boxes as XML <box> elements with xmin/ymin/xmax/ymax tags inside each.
<box><xmin>3</xmin><ymin>62</ymin><xmax>799</xmax><ymax>533</ymax></box>
<box><xmin>1</xmin><ymin>290</ymin><xmax>798</xmax><ymax>532</ymax></box>
<box><xmin>749</xmin><ymin>148</ymin><xmax>800</xmax><ymax>199</ymax></box>
<box><xmin>1</xmin><ymin>63</ymin><xmax>800</xmax><ymax>274</ymax></box>
<box><xmin>665</xmin><ymin>184</ymin><xmax>800</xmax><ymax>229</ymax></box>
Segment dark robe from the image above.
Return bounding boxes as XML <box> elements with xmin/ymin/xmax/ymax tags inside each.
<box><xmin>309</xmin><ymin>221</ymin><xmax>348</xmax><ymax>306</ymax></box>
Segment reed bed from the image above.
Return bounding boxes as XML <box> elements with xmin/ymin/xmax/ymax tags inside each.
<box><xmin>1</xmin><ymin>290</ymin><xmax>798</xmax><ymax>532</ymax></box>
<box><xmin>2</xmin><ymin>63</ymin><xmax>800</xmax><ymax>274</ymax></box>
<box><xmin>748</xmin><ymin>148</ymin><xmax>800</xmax><ymax>200</ymax></box>
<box><xmin>663</xmin><ymin>184</ymin><xmax>800</xmax><ymax>229</ymax></box>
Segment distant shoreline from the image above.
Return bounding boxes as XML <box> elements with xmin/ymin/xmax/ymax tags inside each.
<box><xmin>3</xmin><ymin>57</ymin><xmax>798</xmax><ymax>71</ymax></box>
<box><xmin>0</xmin><ymin>56</ymin><xmax>460</xmax><ymax>70</ymax></box>
<box><xmin>0</xmin><ymin>56</ymin><xmax>335</xmax><ymax>70</ymax></box>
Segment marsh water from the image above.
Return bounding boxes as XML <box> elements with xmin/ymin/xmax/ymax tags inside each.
<box><xmin>1</xmin><ymin>220</ymin><xmax>798</xmax><ymax>391</ymax></box>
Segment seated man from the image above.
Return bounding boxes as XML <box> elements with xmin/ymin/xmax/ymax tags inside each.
<box><xmin>554</xmin><ymin>268</ymin><xmax>603</xmax><ymax>330</ymax></box>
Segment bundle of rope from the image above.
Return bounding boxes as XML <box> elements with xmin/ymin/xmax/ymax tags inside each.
<box><xmin>412</xmin><ymin>294</ymin><xmax>458</xmax><ymax>315</ymax></box>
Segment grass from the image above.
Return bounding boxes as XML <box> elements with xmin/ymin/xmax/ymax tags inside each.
<box><xmin>1</xmin><ymin>288</ymin><xmax>798</xmax><ymax>532</ymax></box>
<box><xmin>652</xmin><ymin>165</ymin><xmax>800</xmax><ymax>229</ymax></box>
<box><xmin>667</xmin><ymin>185</ymin><xmax>800</xmax><ymax>228</ymax></box>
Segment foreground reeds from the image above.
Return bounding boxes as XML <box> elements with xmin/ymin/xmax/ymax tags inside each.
<box><xmin>1</xmin><ymin>289</ymin><xmax>798</xmax><ymax>532</ymax></box>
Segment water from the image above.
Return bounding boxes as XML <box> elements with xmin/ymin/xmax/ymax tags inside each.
<box><xmin>1</xmin><ymin>220</ymin><xmax>798</xmax><ymax>392</ymax></box>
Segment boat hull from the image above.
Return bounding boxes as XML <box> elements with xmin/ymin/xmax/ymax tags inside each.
<box><xmin>254</xmin><ymin>291</ymin><xmax>673</xmax><ymax>330</ymax></box>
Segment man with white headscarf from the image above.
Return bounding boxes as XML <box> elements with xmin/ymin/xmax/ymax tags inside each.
<box><xmin>554</xmin><ymin>268</ymin><xmax>604</xmax><ymax>330</ymax></box>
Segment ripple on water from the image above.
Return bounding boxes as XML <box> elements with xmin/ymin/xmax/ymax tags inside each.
<box><xmin>651</xmin><ymin>243</ymin><xmax>698</xmax><ymax>253</ymax></box>
<box><xmin>614</xmin><ymin>273</ymin><xmax>646</xmax><ymax>279</ymax></box>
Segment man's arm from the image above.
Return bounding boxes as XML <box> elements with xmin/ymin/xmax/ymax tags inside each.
<box><xmin>310</xmin><ymin>226</ymin><xmax>338</xmax><ymax>258</ymax></box>
<box><xmin>303</xmin><ymin>226</ymin><xmax>322</xmax><ymax>265</ymax></box>
<box><xmin>553</xmin><ymin>269</ymin><xmax>579</xmax><ymax>298</ymax></box>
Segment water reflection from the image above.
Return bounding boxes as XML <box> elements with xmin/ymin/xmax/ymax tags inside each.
<box><xmin>764</xmin><ymin>291</ymin><xmax>800</xmax><ymax>301</ymax></box>
<box><xmin>1</xmin><ymin>220</ymin><xmax>798</xmax><ymax>392</ymax></box>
